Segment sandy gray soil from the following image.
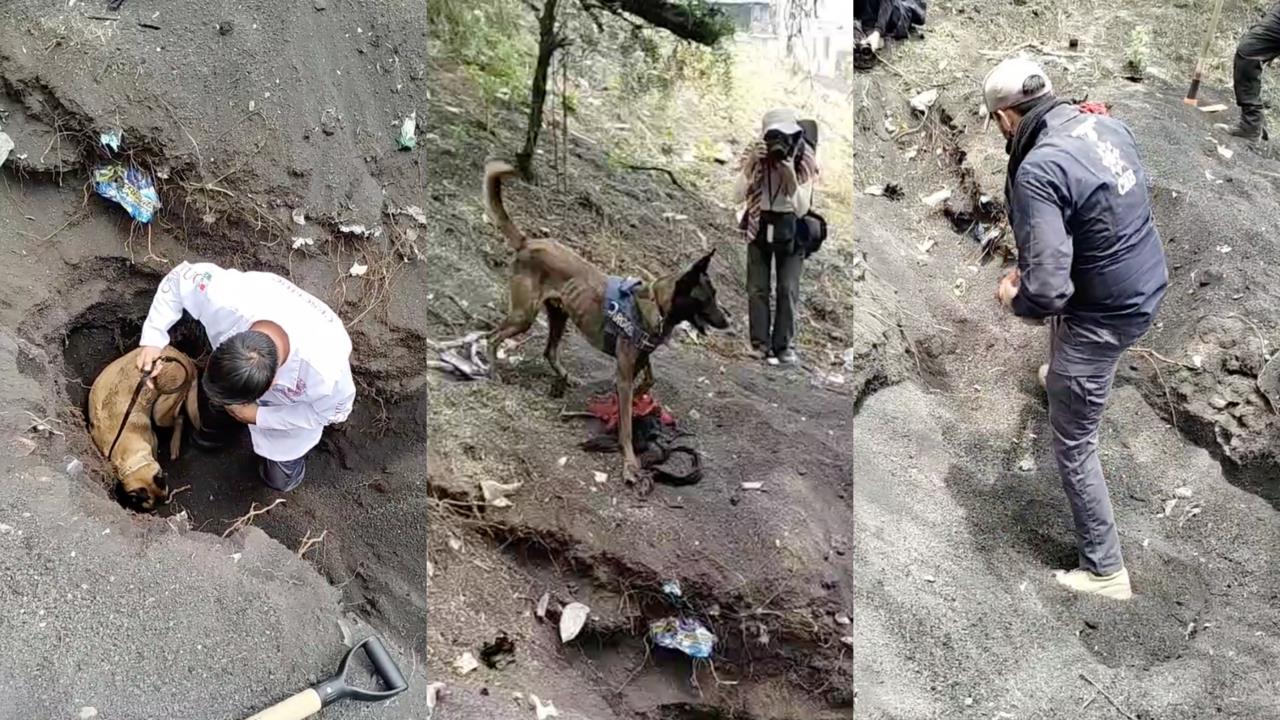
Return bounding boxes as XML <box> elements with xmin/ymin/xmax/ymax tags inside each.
<box><xmin>852</xmin><ymin>0</ymin><xmax>1280</xmax><ymax>716</ymax></box>
<box><xmin>0</xmin><ymin>0</ymin><xmax>428</xmax><ymax>713</ymax></box>
<box><xmin>423</xmin><ymin>47</ymin><xmax>856</xmax><ymax>720</ymax></box>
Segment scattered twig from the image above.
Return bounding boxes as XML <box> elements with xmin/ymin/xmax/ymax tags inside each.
<box><xmin>221</xmin><ymin>499</ymin><xmax>286</xmax><ymax>538</ymax></box>
<box><xmin>1131</xmin><ymin>347</ymin><xmax>1200</xmax><ymax>371</ymax></box>
<box><xmin>169</xmin><ymin>484</ymin><xmax>192</xmax><ymax>500</ymax></box>
<box><xmin>1135</xmin><ymin>349</ymin><xmax>1178</xmax><ymax>428</ymax></box>
<box><xmin>298</xmin><ymin>529</ymin><xmax>328</xmax><ymax>558</ymax></box>
<box><xmin>138</xmin><ymin>22</ymin><xmax>162</xmax><ymax>31</ymax></box>
<box><xmin>1079</xmin><ymin>673</ymin><xmax>1138</xmax><ymax>720</ymax></box>
<box><xmin>622</xmin><ymin>164</ymin><xmax>691</xmax><ymax>193</ymax></box>
<box><xmin>981</xmin><ymin>42</ymin><xmax>1087</xmax><ymax>59</ymax></box>
<box><xmin>426</xmin><ymin>331</ymin><xmax>487</xmax><ymax>351</ymax></box>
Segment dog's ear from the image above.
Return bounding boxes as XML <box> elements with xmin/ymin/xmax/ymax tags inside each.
<box><xmin>687</xmin><ymin>250</ymin><xmax>714</xmax><ymax>278</ymax></box>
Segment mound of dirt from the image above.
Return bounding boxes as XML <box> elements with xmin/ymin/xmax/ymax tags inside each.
<box><xmin>852</xmin><ymin>1</ymin><xmax>1280</xmax><ymax>716</ymax></box>
<box><xmin>0</xmin><ymin>1</ymin><xmax>428</xmax><ymax>709</ymax></box>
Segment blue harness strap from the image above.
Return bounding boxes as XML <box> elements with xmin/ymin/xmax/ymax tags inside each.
<box><xmin>603</xmin><ymin>276</ymin><xmax>659</xmax><ymax>356</ymax></box>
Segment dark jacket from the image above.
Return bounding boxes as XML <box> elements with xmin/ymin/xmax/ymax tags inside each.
<box><xmin>1009</xmin><ymin>105</ymin><xmax>1167</xmax><ymax>333</ymax></box>
<box><xmin>855</xmin><ymin>0</ymin><xmax>926</xmax><ymax>39</ymax></box>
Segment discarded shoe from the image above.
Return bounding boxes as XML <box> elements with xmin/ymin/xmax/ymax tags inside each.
<box><xmin>1052</xmin><ymin>567</ymin><xmax>1132</xmax><ymax>600</ymax></box>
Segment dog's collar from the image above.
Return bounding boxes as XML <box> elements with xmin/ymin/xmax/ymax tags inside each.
<box><xmin>116</xmin><ymin>455</ymin><xmax>160</xmax><ymax>479</ymax></box>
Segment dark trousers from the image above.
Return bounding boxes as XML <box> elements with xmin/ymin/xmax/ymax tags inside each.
<box><xmin>197</xmin><ymin>384</ymin><xmax>307</xmax><ymax>492</ymax></box>
<box><xmin>747</xmin><ymin>212</ymin><xmax>804</xmax><ymax>354</ymax></box>
<box><xmin>1234</xmin><ymin>2</ymin><xmax>1280</xmax><ymax>116</ymax></box>
<box><xmin>1044</xmin><ymin>316</ymin><xmax>1145</xmax><ymax>576</ymax></box>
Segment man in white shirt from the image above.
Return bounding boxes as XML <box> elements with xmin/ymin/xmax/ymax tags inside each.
<box><xmin>136</xmin><ymin>261</ymin><xmax>356</xmax><ymax>492</ymax></box>
<box><xmin>734</xmin><ymin>108</ymin><xmax>818</xmax><ymax>365</ymax></box>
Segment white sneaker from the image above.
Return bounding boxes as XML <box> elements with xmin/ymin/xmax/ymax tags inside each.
<box><xmin>1038</xmin><ymin>363</ymin><xmax>1049</xmax><ymax>389</ymax></box>
<box><xmin>1052</xmin><ymin>567</ymin><xmax>1133</xmax><ymax>600</ymax></box>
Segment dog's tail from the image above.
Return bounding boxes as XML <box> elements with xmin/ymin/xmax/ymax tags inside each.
<box><xmin>483</xmin><ymin>160</ymin><xmax>526</xmax><ymax>251</ymax></box>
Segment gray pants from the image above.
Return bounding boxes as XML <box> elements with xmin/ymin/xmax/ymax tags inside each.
<box><xmin>747</xmin><ymin>215</ymin><xmax>804</xmax><ymax>354</ymax></box>
<box><xmin>1045</xmin><ymin>316</ymin><xmax>1143</xmax><ymax>576</ymax></box>
<box><xmin>1234</xmin><ymin>2</ymin><xmax>1280</xmax><ymax>115</ymax></box>
<box><xmin>259</xmin><ymin>456</ymin><xmax>306</xmax><ymax>492</ymax></box>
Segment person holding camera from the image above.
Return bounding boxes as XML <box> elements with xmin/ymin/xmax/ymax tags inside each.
<box><xmin>734</xmin><ymin>108</ymin><xmax>819</xmax><ymax>365</ymax></box>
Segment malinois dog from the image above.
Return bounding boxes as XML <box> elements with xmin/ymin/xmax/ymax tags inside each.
<box><xmin>88</xmin><ymin>346</ymin><xmax>202</xmax><ymax>512</ymax></box>
<box><xmin>483</xmin><ymin>160</ymin><xmax>730</xmax><ymax>493</ymax></box>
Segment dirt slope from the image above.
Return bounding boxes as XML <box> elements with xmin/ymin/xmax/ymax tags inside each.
<box><xmin>852</xmin><ymin>1</ymin><xmax>1280</xmax><ymax>716</ymax></box>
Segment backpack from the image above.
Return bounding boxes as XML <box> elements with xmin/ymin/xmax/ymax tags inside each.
<box><xmin>795</xmin><ymin>118</ymin><xmax>828</xmax><ymax>258</ymax></box>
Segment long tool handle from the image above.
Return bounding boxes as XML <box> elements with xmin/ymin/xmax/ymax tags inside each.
<box><xmin>1186</xmin><ymin>0</ymin><xmax>1229</xmax><ymax>104</ymax></box>
<box><xmin>244</xmin><ymin>689</ymin><xmax>323</xmax><ymax>720</ymax></box>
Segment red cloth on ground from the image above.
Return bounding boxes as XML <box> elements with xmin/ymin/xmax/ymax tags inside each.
<box><xmin>586</xmin><ymin>393</ymin><xmax>675</xmax><ymax>432</ymax></box>
<box><xmin>1078</xmin><ymin>101</ymin><xmax>1110</xmax><ymax>116</ymax></box>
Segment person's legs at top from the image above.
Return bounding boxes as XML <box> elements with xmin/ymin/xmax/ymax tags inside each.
<box><xmin>259</xmin><ymin>455</ymin><xmax>307</xmax><ymax>492</ymax></box>
<box><xmin>1231</xmin><ymin>2</ymin><xmax>1280</xmax><ymax>139</ymax></box>
<box><xmin>1044</xmin><ymin>316</ymin><xmax>1137</xmax><ymax>600</ymax></box>
<box><xmin>747</xmin><ymin>220</ymin><xmax>775</xmax><ymax>359</ymax></box>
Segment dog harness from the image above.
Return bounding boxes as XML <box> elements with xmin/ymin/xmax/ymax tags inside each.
<box><xmin>603</xmin><ymin>276</ymin><xmax>661</xmax><ymax>356</ymax></box>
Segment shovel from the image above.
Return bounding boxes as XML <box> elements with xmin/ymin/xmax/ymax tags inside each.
<box><xmin>245</xmin><ymin>636</ymin><xmax>408</xmax><ymax>720</ymax></box>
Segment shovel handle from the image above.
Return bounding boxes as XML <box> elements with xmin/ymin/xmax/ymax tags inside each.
<box><xmin>244</xmin><ymin>689</ymin><xmax>323</xmax><ymax>720</ymax></box>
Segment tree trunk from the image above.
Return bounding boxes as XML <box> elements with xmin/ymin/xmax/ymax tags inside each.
<box><xmin>517</xmin><ymin>0</ymin><xmax>563</xmax><ymax>179</ymax></box>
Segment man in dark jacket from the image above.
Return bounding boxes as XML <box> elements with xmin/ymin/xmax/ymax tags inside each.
<box><xmin>855</xmin><ymin>0</ymin><xmax>927</xmax><ymax>51</ymax></box>
<box><xmin>1228</xmin><ymin>1</ymin><xmax>1280</xmax><ymax>140</ymax></box>
<box><xmin>984</xmin><ymin>57</ymin><xmax>1169</xmax><ymax>600</ymax></box>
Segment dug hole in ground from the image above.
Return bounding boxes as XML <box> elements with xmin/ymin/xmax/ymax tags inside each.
<box><xmin>853</xmin><ymin>0</ymin><xmax>1280</xmax><ymax>717</ymax></box>
<box><xmin>425</xmin><ymin>12</ymin><xmax>857</xmax><ymax>720</ymax></box>
<box><xmin>0</xmin><ymin>2</ymin><xmax>428</xmax><ymax>716</ymax></box>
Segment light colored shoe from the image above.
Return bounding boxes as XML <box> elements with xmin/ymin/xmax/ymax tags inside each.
<box><xmin>1052</xmin><ymin>567</ymin><xmax>1133</xmax><ymax>600</ymax></box>
<box><xmin>777</xmin><ymin>349</ymin><xmax>799</xmax><ymax>365</ymax></box>
<box><xmin>1038</xmin><ymin>363</ymin><xmax>1049</xmax><ymax>389</ymax></box>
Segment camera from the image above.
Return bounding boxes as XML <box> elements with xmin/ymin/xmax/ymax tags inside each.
<box><xmin>763</xmin><ymin>128</ymin><xmax>802</xmax><ymax>161</ymax></box>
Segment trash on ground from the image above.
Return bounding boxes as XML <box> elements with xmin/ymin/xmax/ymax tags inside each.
<box><xmin>922</xmin><ymin>188</ymin><xmax>951</xmax><ymax>208</ymax></box>
<box><xmin>662</xmin><ymin>579</ymin><xmax>683</xmax><ymax>598</ymax></box>
<box><xmin>835</xmin><ymin>613</ymin><xmax>851</xmax><ymax>625</ymax></box>
<box><xmin>348</xmin><ymin>262</ymin><xmax>368</xmax><ymax>277</ymax></box>
<box><xmin>741</xmin><ymin>481</ymin><xmax>764</xmax><ymax>491</ymax></box>
<box><xmin>1017</xmin><ymin>458</ymin><xmax>1036</xmax><ymax>473</ymax></box>
<box><xmin>649</xmin><ymin>617</ymin><xmax>716</xmax><ymax>658</ymax></box>
<box><xmin>291</xmin><ymin>208</ymin><xmax>306</xmax><ymax>225</ymax></box>
<box><xmin>1161</xmin><ymin>498</ymin><xmax>1178</xmax><ymax>517</ymax></box>
<box><xmin>910</xmin><ymin>88</ymin><xmax>940</xmax><ymax>113</ymax></box>
<box><xmin>398</xmin><ymin>111</ymin><xmax>417</xmax><ymax>150</ymax></box>
<box><xmin>338</xmin><ymin>223</ymin><xmax>380</xmax><ymax>237</ymax></box>
<box><xmin>78</xmin><ymin>709</ymin><xmax>98</xmax><ymax>720</ymax></box>
<box><xmin>291</xmin><ymin>237</ymin><xmax>314</xmax><ymax>250</ymax></box>
<box><xmin>1199</xmin><ymin>104</ymin><xmax>1229</xmax><ymax>113</ymax></box>
<box><xmin>403</xmin><ymin>205</ymin><xmax>427</xmax><ymax>224</ymax></box>
<box><xmin>452</xmin><ymin>651</ymin><xmax>479</xmax><ymax>675</ymax></box>
<box><xmin>480</xmin><ymin>632</ymin><xmax>517</xmax><ymax>669</ymax></box>
<box><xmin>592</xmin><ymin>471</ymin><xmax>608</xmax><ymax>484</ymax></box>
<box><xmin>536</xmin><ymin>592</ymin><xmax>550</xmax><ymax>619</ymax></box>
<box><xmin>0</xmin><ymin>132</ymin><xmax>13</xmax><ymax>166</ymax></box>
<box><xmin>1174</xmin><ymin>486</ymin><xmax>1194</xmax><ymax>499</ymax></box>
<box><xmin>559</xmin><ymin>602</ymin><xmax>590</xmax><ymax>643</ymax></box>
<box><xmin>529</xmin><ymin>695</ymin><xmax>559</xmax><ymax>719</ymax></box>
<box><xmin>426</xmin><ymin>682</ymin><xmax>445</xmax><ymax>715</ymax></box>
<box><xmin>93</xmin><ymin>164</ymin><xmax>161</xmax><ymax>223</ymax></box>
<box><xmin>437</xmin><ymin>349</ymin><xmax>486</xmax><ymax>380</ymax></box>
<box><xmin>99</xmin><ymin>129</ymin><xmax>123</xmax><ymax>152</ymax></box>
<box><xmin>864</xmin><ymin>183</ymin><xmax>904</xmax><ymax>201</ymax></box>
<box><xmin>480</xmin><ymin>479</ymin><xmax>522</xmax><ymax>508</ymax></box>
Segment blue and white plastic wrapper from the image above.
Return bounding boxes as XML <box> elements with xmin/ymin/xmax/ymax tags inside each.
<box><xmin>662</xmin><ymin>580</ymin><xmax>682</xmax><ymax>598</ymax></box>
<box><xmin>649</xmin><ymin>617</ymin><xmax>716</xmax><ymax>659</ymax></box>
<box><xmin>100</xmin><ymin>129</ymin><xmax>123</xmax><ymax>152</ymax></box>
<box><xmin>93</xmin><ymin>163</ymin><xmax>161</xmax><ymax>223</ymax></box>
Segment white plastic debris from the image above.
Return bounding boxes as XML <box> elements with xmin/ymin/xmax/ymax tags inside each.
<box><xmin>1199</xmin><ymin>104</ymin><xmax>1229</xmax><ymax>113</ymax></box>
<box><xmin>447</xmin><ymin>535</ymin><xmax>463</xmax><ymax>552</ymax></box>
<box><xmin>922</xmin><ymin>188</ymin><xmax>951</xmax><ymax>207</ymax></box>
<box><xmin>1217</xmin><ymin>245</ymin><xmax>1232</xmax><ymax>254</ymax></box>
<box><xmin>741</xmin><ymin>482</ymin><xmax>764</xmax><ymax>491</ymax></box>
<box><xmin>0</xmin><ymin>132</ymin><xmax>13</xmax><ymax>167</ymax></box>
<box><xmin>0</xmin><ymin>524</ymin><xmax>13</xmax><ymax>535</ymax></box>
<box><xmin>398</xmin><ymin>111</ymin><xmax>417</xmax><ymax>150</ymax></box>
<box><xmin>835</xmin><ymin>613</ymin><xmax>851</xmax><ymax>625</ymax></box>
<box><xmin>480</xmin><ymin>479</ymin><xmax>522</xmax><ymax>508</ymax></box>
<box><xmin>1162</xmin><ymin>498</ymin><xmax>1178</xmax><ymax>517</ymax></box>
<box><xmin>348</xmin><ymin>262</ymin><xmax>368</xmax><ymax>277</ymax></box>
<box><xmin>592</xmin><ymin>471</ymin><xmax>608</xmax><ymax>484</ymax></box>
<box><xmin>1174</xmin><ymin>486</ymin><xmax>1194</xmax><ymax>499</ymax></box>
<box><xmin>426</xmin><ymin>682</ymin><xmax>445</xmax><ymax>715</ymax></box>
<box><xmin>864</xmin><ymin>185</ymin><xmax>886</xmax><ymax>196</ymax></box>
<box><xmin>291</xmin><ymin>237</ymin><xmax>314</xmax><ymax>249</ymax></box>
<box><xmin>910</xmin><ymin>88</ymin><xmax>940</xmax><ymax>113</ymax></box>
<box><xmin>536</xmin><ymin>592</ymin><xmax>550</xmax><ymax>619</ymax></box>
<box><xmin>291</xmin><ymin>208</ymin><xmax>306</xmax><ymax>226</ymax></box>
<box><xmin>404</xmin><ymin>205</ymin><xmax>427</xmax><ymax>225</ymax></box>
<box><xmin>557</xmin><ymin>456</ymin><xmax>568</xmax><ymax>467</ymax></box>
<box><xmin>559</xmin><ymin>602</ymin><xmax>590</xmax><ymax>643</ymax></box>
<box><xmin>78</xmin><ymin>708</ymin><xmax>98</xmax><ymax>720</ymax></box>
<box><xmin>1217</xmin><ymin>144</ymin><xmax>1234</xmax><ymax>160</ymax></box>
<box><xmin>529</xmin><ymin>695</ymin><xmax>559</xmax><ymax>719</ymax></box>
<box><xmin>452</xmin><ymin>651</ymin><xmax>479</xmax><ymax>675</ymax></box>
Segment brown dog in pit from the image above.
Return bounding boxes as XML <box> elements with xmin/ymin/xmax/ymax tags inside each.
<box><xmin>483</xmin><ymin>160</ymin><xmax>730</xmax><ymax>493</ymax></box>
<box><xmin>88</xmin><ymin>346</ymin><xmax>202</xmax><ymax>512</ymax></box>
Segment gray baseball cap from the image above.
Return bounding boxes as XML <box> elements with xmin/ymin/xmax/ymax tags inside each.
<box><xmin>761</xmin><ymin>107</ymin><xmax>803</xmax><ymax>135</ymax></box>
<box><xmin>982</xmin><ymin>57</ymin><xmax>1053</xmax><ymax>114</ymax></box>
